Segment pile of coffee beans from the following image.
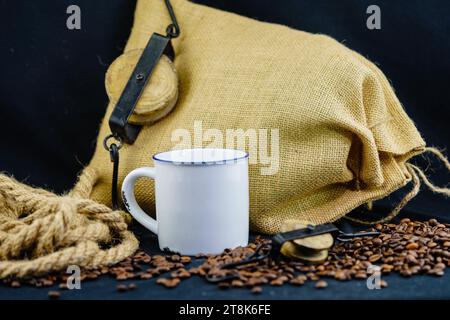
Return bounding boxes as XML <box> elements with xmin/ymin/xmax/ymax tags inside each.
<box><xmin>2</xmin><ymin>218</ymin><xmax>449</xmax><ymax>298</ymax></box>
<box><xmin>185</xmin><ymin>218</ymin><xmax>449</xmax><ymax>292</ymax></box>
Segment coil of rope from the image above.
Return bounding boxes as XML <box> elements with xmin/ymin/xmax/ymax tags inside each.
<box><xmin>0</xmin><ymin>168</ymin><xmax>138</xmax><ymax>279</ymax></box>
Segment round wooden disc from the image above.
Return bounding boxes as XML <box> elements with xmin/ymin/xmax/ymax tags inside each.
<box><xmin>105</xmin><ymin>49</ymin><xmax>178</xmax><ymax>125</ymax></box>
<box><xmin>280</xmin><ymin>241</ymin><xmax>328</xmax><ymax>264</ymax></box>
<box><xmin>280</xmin><ymin>220</ymin><xmax>334</xmax><ymax>251</ymax></box>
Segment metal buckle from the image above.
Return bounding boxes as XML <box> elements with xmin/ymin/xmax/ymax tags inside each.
<box><xmin>108</xmin><ymin>34</ymin><xmax>175</xmax><ymax>144</ymax></box>
<box><xmin>204</xmin><ymin>223</ymin><xmax>380</xmax><ymax>283</ymax></box>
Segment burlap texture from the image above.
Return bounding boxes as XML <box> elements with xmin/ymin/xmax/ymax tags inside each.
<box><xmin>86</xmin><ymin>0</ymin><xmax>425</xmax><ymax>234</ymax></box>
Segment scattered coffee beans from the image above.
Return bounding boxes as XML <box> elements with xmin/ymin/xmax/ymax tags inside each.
<box><xmin>175</xmin><ymin>218</ymin><xmax>450</xmax><ymax>291</ymax></box>
<box><xmin>2</xmin><ymin>218</ymin><xmax>449</xmax><ymax>297</ymax></box>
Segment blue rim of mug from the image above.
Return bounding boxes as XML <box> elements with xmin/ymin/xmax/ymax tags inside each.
<box><xmin>152</xmin><ymin>148</ymin><xmax>249</xmax><ymax>166</ymax></box>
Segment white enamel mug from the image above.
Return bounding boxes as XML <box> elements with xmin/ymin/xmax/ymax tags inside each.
<box><xmin>121</xmin><ymin>148</ymin><xmax>249</xmax><ymax>255</ymax></box>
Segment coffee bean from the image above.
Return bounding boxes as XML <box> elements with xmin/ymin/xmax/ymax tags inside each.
<box><xmin>140</xmin><ymin>273</ymin><xmax>153</xmax><ymax>280</ymax></box>
<box><xmin>269</xmin><ymin>279</ymin><xmax>284</xmax><ymax>286</ymax></box>
<box><xmin>116</xmin><ymin>274</ymin><xmax>128</xmax><ymax>281</ymax></box>
<box><xmin>428</xmin><ymin>242</ymin><xmax>438</xmax><ymax>248</ymax></box>
<box><xmin>290</xmin><ymin>275</ymin><xmax>306</xmax><ymax>286</ymax></box>
<box><xmin>128</xmin><ymin>283</ymin><xmax>137</xmax><ymax>290</ymax></box>
<box><xmin>406</xmin><ymin>243</ymin><xmax>419</xmax><ymax>250</ymax></box>
<box><xmin>180</xmin><ymin>256</ymin><xmax>192</xmax><ymax>264</ymax></box>
<box><xmin>355</xmin><ymin>271</ymin><xmax>367</xmax><ymax>279</ymax></box>
<box><xmin>334</xmin><ymin>270</ymin><xmax>348</xmax><ymax>281</ymax></box>
<box><xmin>117</xmin><ymin>284</ymin><xmax>128</xmax><ymax>292</ymax></box>
<box><xmin>369</xmin><ymin>254</ymin><xmax>381</xmax><ymax>263</ymax></box>
<box><xmin>265</xmin><ymin>273</ymin><xmax>278</xmax><ymax>280</ymax></box>
<box><xmin>48</xmin><ymin>291</ymin><xmax>60</xmax><ymax>299</ymax></box>
<box><xmin>246</xmin><ymin>277</ymin><xmax>262</xmax><ymax>286</ymax></box>
<box><xmin>401</xmin><ymin>269</ymin><xmax>412</xmax><ymax>277</ymax></box>
<box><xmin>277</xmin><ymin>275</ymin><xmax>289</xmax><ymax>282</ymax></box>
<box><xmin>218</xmin><ymin>282</ymin><xmax>230</xmax><ymax>289</ymax></box>
<box><xmin>175</xmin><ymin>269</ymin><xmax>191</xmax><ymax>279</ymax></box>
<box><xmin>156</xmin><ymin>277</ymin><xmax>180</xmax><ymax>288</ymax></box>
<box><xmin>315</xmin><ymin>280</ymin><xmax>328</xmax><ymax>289</ymax></box>
<box><xmin>406</xmin><ymin>254</ymin><xmax>418</xmax><ymax>264</ymax></box>
<box><xmin>434</xmin><ymin>269</ymin><xmax>445</xmax><ymax>276</ymax></box>
<box><xmin>42</xmin><ymin>279</ymin><xmax>54</xmax><ymax>287</ymax></box>
<box><xmin>251</xmin><ymin>286</ymin><xmax>263</xmax><ymax>294</ymax></box>
<box><xmin>231</xmin><ymin>280</ymin><xmax>244</xmax><ymax>287</ymax></box>
<box><xmin>373</xmin><ymin>238</ymin><xmax>382</xmax><ymax>246</ymax></box>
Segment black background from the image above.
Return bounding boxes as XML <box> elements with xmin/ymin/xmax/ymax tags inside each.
<box><xmin>1</xmin><ymin>0</ymin><xmax>448</xmax><ymax>219</ymax></box>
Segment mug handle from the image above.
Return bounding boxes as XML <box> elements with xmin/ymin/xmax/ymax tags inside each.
<box><xmin>121</xmin><ymin>167</ymin><xmax>158</xmax><ymax>234</ymax></box>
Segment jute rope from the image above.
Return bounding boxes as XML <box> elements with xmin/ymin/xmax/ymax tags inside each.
<box><xmin>0</xmin><ymin>168</ymin><xmax>139</xmax><ymax>279</ymax></box>
<box><xmin>346</xmin><ymin>147</ymin><xmax>450</xmax><ymax>225</ymax></box>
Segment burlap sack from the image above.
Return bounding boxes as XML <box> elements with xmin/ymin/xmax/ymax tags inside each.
<box><xmin>86</xmin><ymin>0</ymin><xmax>427</xmax><ymax>234</ymax></box>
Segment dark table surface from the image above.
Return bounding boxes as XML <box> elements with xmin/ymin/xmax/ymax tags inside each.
<box><xmin>1</xmin><ymin>206</ymin><xmax>449</xmax><ymax>300</ymax></box>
